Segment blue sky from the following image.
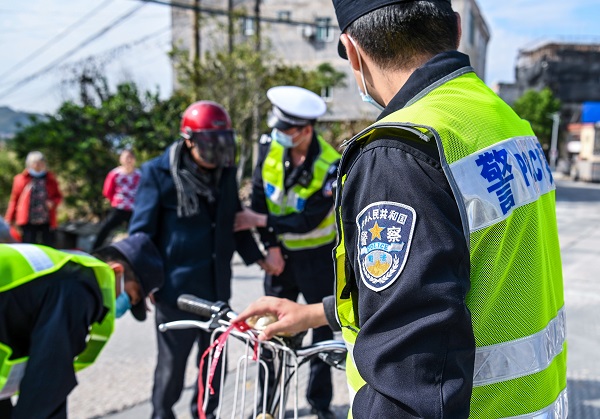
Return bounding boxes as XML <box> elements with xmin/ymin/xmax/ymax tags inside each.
<box><xmin>478</xmin><ymin>0</ymin><xmax>600</xmax><ymax>84</ymax></box>
<box><xmin>0</xmin><ymin>0</ymin><xmax>172</xmax><ymax>114</ymax></box>
<box><xmin>1</xmin><ymin>0</ymin><xmax>599</xmax><ymax>114</ymax></box>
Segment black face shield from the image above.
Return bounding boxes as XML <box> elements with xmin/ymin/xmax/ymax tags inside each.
<box><xmin>190</xmin><ymin>129</ymin><xmax>237</xmax><ymax>168</ymax></box>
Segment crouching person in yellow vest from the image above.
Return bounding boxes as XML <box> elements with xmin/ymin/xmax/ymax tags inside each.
<box><xmin>0</xmin><ymin>232</ymin><xmax>163</xmax><ymax>419</ymax></box>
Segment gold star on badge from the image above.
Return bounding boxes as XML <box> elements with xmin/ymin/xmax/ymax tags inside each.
<box><xmin>369</xmin><ymin>222</ymin><xmax>385</xmax><ymax>240</ymax></box>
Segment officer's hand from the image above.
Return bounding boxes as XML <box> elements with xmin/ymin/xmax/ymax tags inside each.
<box><xmin>257</xmin><ymin>258</ymin><xmax>275</xmax><ymax>275</ymax></box>
<box><xmin>233</xmin><ymin>297</ymin><xmax>327</xmax><ymax>341</ymax></box>
<box><xmin>265</xmin><ymin>247</ymin><xmax>285</xmax><ymax>276</ymax></box>
<box><xmin>234</xmin><ymin>207</ymin><xmax>267</xmax><ymax>231</ymax></box>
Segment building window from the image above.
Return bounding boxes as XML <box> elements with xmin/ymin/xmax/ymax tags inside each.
<box><xmin>277</xmin><ymin>11</ymin><xmax>291</xmax><ymax>22</ymax></box>
<box><xmin>322</xmin><ymin>86</ymin><xmax>332</xmax><ymax>102</ymax></box>
<box><xmin>315</xmin><ymin>17</ymin><xmax>333</xmax><ymax>42</ymax></box>
<box><xmin>242</xmin><ymin>17</ymin><xmax>255</xmax><ymax>36</ymax></box>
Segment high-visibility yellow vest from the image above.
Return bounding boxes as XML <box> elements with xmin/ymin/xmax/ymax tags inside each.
<box><xmin>0</xmin><ymin>244</ymin><xmax>115</xmax><ymax>399</ymax></box>
<box><xmin>335</xmin><ymin>70</ymin><xmax>567</xmax><ymax>418</ymax></box>
<box><xmin>262</xmin><ymin>134</ymin><xmax>340</xmax><ymax>250</ymax></box>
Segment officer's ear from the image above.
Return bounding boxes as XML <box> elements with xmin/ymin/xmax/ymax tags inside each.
<box><xmin>455</xmin><ymin>12</ymin><xmax>462</xmax><ymax>49</ymax></box>
<box><xmin>110</xmin><ymin>261</ymin><xmax>124</xmax><ymax>273</ymax></box>
<box><xmin>340</xmin><ymin>34</ymin><xmax>361</xmax><ymax>73</ymax></box>
<box><xmin>301</xmin><ymin>125</ymin><xmax>313</xmax><ymax>136</ymax></box>
<box><xmin>107</xmin><ymin>262</ymin><xmax>125</xmax><ymax>293</ymax></box>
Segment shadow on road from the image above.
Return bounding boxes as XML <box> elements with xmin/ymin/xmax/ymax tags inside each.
<box><xmin>569</xmin><ymin>378</ymin><xmax>600</xmax><ymax>418</ymax></box>
<box><xmin>556</xmin><ymin>180</ymin><xmax>600</xmax><ymax>203</ymax></box>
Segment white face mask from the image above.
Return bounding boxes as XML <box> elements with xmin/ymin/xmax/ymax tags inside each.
<box><xmin>346</xmin><ymin>35</ymin><xmax>385</xmax><ymax>112</ymax></box>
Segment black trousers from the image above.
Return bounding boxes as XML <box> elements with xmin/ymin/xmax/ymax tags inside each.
<box><xmin>151</xmin><ymin>303</ymin><xmax>224</xmax><ymax>419</ymax></box>
<box><xmin>20</xmin><ymin>223</ymin><xmax>54</xmax><ymax>247</ymax></box>
<box><xmin>264</xmin><ymin>242</ymin><xmax>335</xmax><ymax>411</ymax></box>
<box><xmin>92</xmin><ymin>208</ymin><xmax>132</xmax><ymax>250</ymax></box>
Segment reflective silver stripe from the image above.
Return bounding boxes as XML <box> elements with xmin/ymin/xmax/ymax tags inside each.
<box><xmin>285</xmin><ymin>190</ymin><xmax>302</xmax><ymax>211</ymax></box>
<box><xmin>266</xmin><ymin>183</ymin><xmax>284</xmax><ymax>208</ymax></box>
<box><xmin>282</xmin><ymin>219</ymin><xmax>336</xmax><ymax>242</ymax></box>
<box><xmin>473</xmin><ymin>308</ymin><xmax>566</xmax><ymax>387</ymax></box>
<box><xmin>0</xmin><ymin>361</ymin><xmax>27</xmax><ymax>400</ymax></box>
<box><xmin>8</xmin><ymin>244</ymin><xmax>54</xmax><ymax>272</ymax></box>
<box><xmin>504</xmin><ymin>389</ymin><xmax>568</xmax><ymax>419</ymax></box>
<box><xmin>449</xmin><ymin>136</ymin><xmax>555</xmax><ymax>232</ymax></box>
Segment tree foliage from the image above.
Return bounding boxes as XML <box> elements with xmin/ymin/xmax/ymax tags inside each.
<box><xmin>8</xmin><ymin>69</ymin><xmax>185</xmax><ymax>219</ymax></box>
<box><xmin>512</xmin><ymin>88</ymin><xmax>561</xmax><ymax>149</ymax></box>
<box><xmin>0</xmin><ymin>147</ymin><xmax>20</xmax><ymax>214</ymax></box>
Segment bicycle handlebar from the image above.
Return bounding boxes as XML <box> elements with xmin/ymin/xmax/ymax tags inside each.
<box><xmin>177</xmin><ymin>294</ymin><xmax>237</xmax><ymax>322</ymax></box>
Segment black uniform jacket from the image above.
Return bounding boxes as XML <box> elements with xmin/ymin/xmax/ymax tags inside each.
<box><xmin>0</xmin><ymin>263</ymin><xmax>104</xmax><ymax>417</ymax></box>
<box><xmin>340</xmin><ymin>51</ymin><xmax>476</xmax><ymax>418</ymax></box>
<box><xmin>129</xmin><ymin>144</ymin><xmax>264</xmax><ymax>307</ymax></box>
<box><xmin>251</xmin><ymin>132</ymin><xmax>339</xmax><ymax>250</ymax></box>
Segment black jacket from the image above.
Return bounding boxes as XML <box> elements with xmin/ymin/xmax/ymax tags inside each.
<box><xmin>339</xmin><ymin>51</ymin><xmax>475</xmax><ymax>418</ymax></box>
<box><xmin>129</xmin><ymin>144</ymin><xmax>263</xmax><ymax>307</ymax></box>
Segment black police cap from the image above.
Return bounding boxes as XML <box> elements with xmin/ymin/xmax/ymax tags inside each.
<box><xmin>334</xmin><ymin>0</ymin><xmax>452</xmax><ymax>59</ymax></box>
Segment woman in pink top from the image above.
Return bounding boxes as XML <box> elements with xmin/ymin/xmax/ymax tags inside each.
<box><xmin>92</xmin><ymin>149</ymin><xmax>141</xmax><ymax>250</ymax></box>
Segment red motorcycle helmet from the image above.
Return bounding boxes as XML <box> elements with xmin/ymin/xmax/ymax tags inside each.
<box><xmin>180</xmin><ymin>101</ymin><xmax>236</xmax><ymax>167</ymax></box>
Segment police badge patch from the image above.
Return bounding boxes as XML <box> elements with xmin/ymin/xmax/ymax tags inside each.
<box><xmin>356</xmin><ymin>201</ymin><xmax>416</xmax><ymax>292</ymax></box>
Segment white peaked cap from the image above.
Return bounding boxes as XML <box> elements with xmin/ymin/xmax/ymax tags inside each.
<box><xmin>267</xmin><ymin>86</ymin><xmax>327</xmax><ymax>122</ymax></box>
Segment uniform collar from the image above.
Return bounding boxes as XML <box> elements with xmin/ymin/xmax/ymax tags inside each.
<box><xmin>377</xmin><ymin>51</ymin><xmax>472</xmax><ymax>120</ymax></box>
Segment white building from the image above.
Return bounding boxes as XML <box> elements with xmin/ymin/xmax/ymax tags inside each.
<box><xmin>171</xmin><ymin>0</ymin><xmax>490</xmax><ymax>122</ymax></box>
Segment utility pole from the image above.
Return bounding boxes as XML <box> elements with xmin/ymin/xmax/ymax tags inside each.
<box><xmin>192</xmin><ymin>0</ymin><xmax>201</xmax><ymax>99</ymax></box>
<box><xmin>549</xmin><ymin>112</ymin><xmax>560</xmax><ymax>171</ymax></box>
<box><xmin>227</xmin><ymin>0</ymin><xmax>234</xmax><ymax>54</ymax></box>
<box><xmin>193</xmin><ymin>0</ymin><xmax>201</xmax><ymax>61</ymax></box>
<box><xmin>254</xmin><ymin>0</ymin><xmax>261</xmax><ymax>52</ymax></box>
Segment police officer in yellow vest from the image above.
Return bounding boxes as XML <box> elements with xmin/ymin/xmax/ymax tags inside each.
<box><xmin>234</xmin><ymin>1</ymin><xmax>568</xmax><ymax>418</ymax></box>
<box><xmin>0</xmin><ymin>232</ymin><xmax>163</xmax><ymax>419</ymax></box>
<box><xmin>235</xmin><ymin>86</ymin><xmax>341</xmax><ymax>419</ymax></box>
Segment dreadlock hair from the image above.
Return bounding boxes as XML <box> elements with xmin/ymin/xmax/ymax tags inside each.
<box><xmin>346</xmin><ymin>1</ymin><xmax>459</xmax><ymax>71</ymax></box>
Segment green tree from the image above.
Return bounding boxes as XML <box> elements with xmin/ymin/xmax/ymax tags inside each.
<box><xmin>8</xmin><ymin>71</ymin><xmax>185</xmax><ymax>219</ymax></box>
<box><xmin>0</xmin><ymin>147</ymin><xmax>20</xmax><ymax>214</ymax></box>
<box><xmin>512</xmin><ymin>88</ymin><xmax>561</xmax><ymax>150</ymax></box>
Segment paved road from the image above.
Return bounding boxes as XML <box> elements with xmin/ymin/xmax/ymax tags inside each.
<box><xmin>66</xmin><ymin>177</ymin><xmax>600</xmax><ymax>418</ymax></box>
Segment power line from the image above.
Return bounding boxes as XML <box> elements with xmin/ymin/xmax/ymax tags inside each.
<box><xmin>139</xmin><ymin>0</ymin><xmax>339</xmax><ymax>29</ymax></box>
<box><xmin>0</xmin><ymin>0</ymin><xmax>116</xmax><ymax>82</ymax></box>
<box><xmin>0</xmin><ymin>2</ymin><xmax>147</xmax><ymax>101</ymax></box>
<box><xmin>5</xmin><ymin>26</ymin><xmax>171</xmax><ymax>110</ymax></box>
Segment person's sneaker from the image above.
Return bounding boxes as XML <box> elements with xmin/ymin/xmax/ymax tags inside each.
<box><xmin>310</xmin><ymin>407</ymin><xmax>335</xmax><ymax>419</ymax></box>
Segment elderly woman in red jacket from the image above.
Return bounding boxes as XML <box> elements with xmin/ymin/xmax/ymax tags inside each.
<box><xmin>5</xmin><ymin>151</ymin><xmax>63</xmax><ymax>246</ymax></box>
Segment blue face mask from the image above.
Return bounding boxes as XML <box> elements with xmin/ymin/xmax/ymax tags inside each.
<box><xmin>271</xmin><ymin>128</ymin><xmax>295</xmax><ymax>148</ymax></box>
<box><xmin>347</xmin><ymin>35</ymin><xmax>385</xmax><ymax>112</ymax></box>
<box><xmin>115</xmin><ymin>274</ymin><xmax>131</xmax><ymax>318</ymax></box>
<box><xmin>28</xmin><ymin>168</ymin><xmax>47</xmax><ymax>177</ymax></box>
